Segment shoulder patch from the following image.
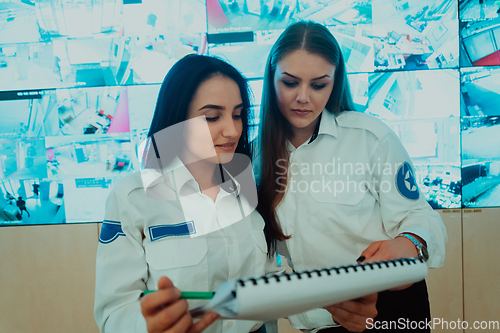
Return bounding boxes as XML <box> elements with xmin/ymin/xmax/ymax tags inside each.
<box><xmin>335</xmin><ymin>112</ymin><xmax>392</xmax><ymax>140</ymax></box>
<box><xmin>149</xmin><ymin>221</ymin><xmax>196</xmax><ymax>241</ymax></box>
<box><xmin>99</xmin><ymin>220</ymin><xmax>125</xmax><ymax>244</ymax></box>
<box><xmin>396</xmin><ymin>162</ymin><xmax>420</xmax><ymax>200</ymax></box>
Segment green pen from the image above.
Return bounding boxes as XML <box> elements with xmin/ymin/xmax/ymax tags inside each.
<box><xmin>140</xmin><ymin>290</ymin><xmax>215</xmax><ymax>299</ymax></box>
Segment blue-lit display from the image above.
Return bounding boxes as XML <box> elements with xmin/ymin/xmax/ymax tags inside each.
<box><xmin>1</xmin><ymin>0</ymin><xmax>500</xmax><ymax>226</ymax></box>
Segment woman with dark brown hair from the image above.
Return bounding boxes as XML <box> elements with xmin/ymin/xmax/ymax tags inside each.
<box><xmin>95</xmin><ymin>54</ymin><xmax>272</xmax><ymax>333</ymax></box>
<box><xmin>256</xmin><ymin>21</ymin><xmax>447</xmax><ymax>332</ymax></box>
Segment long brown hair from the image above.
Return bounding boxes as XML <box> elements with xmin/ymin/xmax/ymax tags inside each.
<box><xmin>144</xmin><ymin>54</ymin><xmax>253</xmax><ymax>169</ymax></box>
<box><xmin>257</xmin><ymin>21</ymin><xmax>355</xmax><ymax>255</ymax></box>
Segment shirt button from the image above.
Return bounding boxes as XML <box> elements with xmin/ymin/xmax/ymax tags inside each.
<box><xmin>228</xmin><ymin>238</ymin><xmax>233</xmax><ymax>245</ymax></box>
<box><xmin>290</xmin><ymin>223</ymin><xmax>295</xmax><ymax>229</ymax></box>
<box><xmin>226</xmin><ymin>320</ymin><xmax>233</xmax><ymax>328</ymax></box>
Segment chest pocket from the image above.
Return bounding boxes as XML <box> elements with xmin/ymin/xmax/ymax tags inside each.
<box><xmin>309</xmin><ymin>175</ymin><xmax>366</xmax><ymax>204</ymax></box>
<box><xmin>308</xmin><ymin>176</ymin><xmax>368</xmax><ymax>234</ymax></box>
<box><xmin>145</xmin><ymin>236</ymin><xmax>207</xmax><ymax>270</ymax></box>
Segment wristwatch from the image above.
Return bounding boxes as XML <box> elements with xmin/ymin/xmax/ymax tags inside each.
<box><xmin>397</xmin><ymin>233</ymin><xmax>429</xmax><ymax>261</ymax></box>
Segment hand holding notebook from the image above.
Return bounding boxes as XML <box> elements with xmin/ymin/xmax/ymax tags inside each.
<box><xmin>190</xmin><ymin>257</ymin><xmax>428</xmax><ymax>321</ymax></box>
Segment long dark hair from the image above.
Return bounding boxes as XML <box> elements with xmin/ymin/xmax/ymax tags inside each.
<box><xmin>142</xmin><ymin>54</ymin><xmax>253</xmax><ymax>169</ymax></box>
<box><xmin>258</xmin><ymin>21</ymin><xmax>355</xmax><ymax>255</ymax></box>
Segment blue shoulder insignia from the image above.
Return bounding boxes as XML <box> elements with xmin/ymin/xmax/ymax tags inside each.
<box><xmin>396</xmin><ymin>162</ymin><xmax>419</xmax><ymax>200</ymax></box>
<box><xmin>149</xmin><ymin>221</ymin><xmax>196</xmax><ymax>241</ymax></box>
<box><xmin>99</xmin><ymin>220</ymin><xmax>125</xmax><ymax>244</ymax></box>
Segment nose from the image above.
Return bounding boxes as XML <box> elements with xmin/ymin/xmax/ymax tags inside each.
<box><xmin>296</xmin><ymin>84</ymin><xmax>310</xmax><ymax>104</ymax></box>
<box><xmin>221</xmin><ymin>116</ymin><xmax>240</xmax><ymax>138</ymax></box>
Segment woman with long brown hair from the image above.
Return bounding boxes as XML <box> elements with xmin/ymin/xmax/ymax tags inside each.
<box><xmin>257</xmin><ymin>21</ymin><xmax>447</xmax><ymax>332</ymax></box>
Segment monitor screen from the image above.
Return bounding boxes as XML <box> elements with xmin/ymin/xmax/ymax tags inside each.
<box><xmin>2</xmin><ymin>0</ymin><xmax>500</xmax><ymax>227</ymax></box>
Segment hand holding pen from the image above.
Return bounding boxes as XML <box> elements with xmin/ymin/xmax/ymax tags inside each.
<box><xmin>140</xmin><ymin>276</ymin><xmax>219</xmax><ymax>333</ymax></box>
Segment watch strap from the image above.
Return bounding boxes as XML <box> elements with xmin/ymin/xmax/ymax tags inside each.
<box><xmin>397</xmin><ymin>233</ymin><xmax>428</xmax><ymax>261</ymax></box>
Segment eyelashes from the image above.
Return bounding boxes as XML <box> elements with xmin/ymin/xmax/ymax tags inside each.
<box><xmin>282</xmin><ymin>81</ymin><xmax>327</xmax><ymax>90</ymax></box>
<box><xmin>312</xmin><ymin>84</ymin><xmax>327</xmax><ymax>90</ymax></box>
<box><xmin>205</xmin><ymin>115</ymin><xmax>242</xmax><ymax>122</ymax></box>
<box><xmin>282</xmin><ymin>81</ymin><xmax>298</xmax><ymax>88</ymax></box>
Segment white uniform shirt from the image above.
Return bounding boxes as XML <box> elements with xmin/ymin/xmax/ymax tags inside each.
<box><xmin>94</xmin><ymin>157</ymin><xmax>277</xmax><ymax>333</ymax></box>
<box><xmin>277</xmin><ymin>111</ymin><xmax>447</xmax><ymax>331</ymax></box>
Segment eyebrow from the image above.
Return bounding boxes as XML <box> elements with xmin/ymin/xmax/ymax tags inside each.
<box><xmin>198</xmin><ymin>103</ymin><xmax>244</xmax><ymax>111</ymax></box>
<box><xmin>282</xmin><ymin>72</ymin><xmax>331</xmax><ymax>80</ymax></box>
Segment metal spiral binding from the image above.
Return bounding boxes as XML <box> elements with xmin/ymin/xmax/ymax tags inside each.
<box><xmin>235</xmin><ymin>257</ymin><xmax>422</xmax><ymax>287</ymax></box>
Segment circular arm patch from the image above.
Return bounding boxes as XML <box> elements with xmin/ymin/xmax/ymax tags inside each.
<box><xmin>396</xmin><ymin>161</ymin><xmax>420</xmax><ymax>200</ymax></box>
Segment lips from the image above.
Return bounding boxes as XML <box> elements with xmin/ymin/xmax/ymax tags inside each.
<box><xmin>292</xmin><ymin>109</ymin><xmax>312</xmax><ymax>115</ymax></box>
<box><xmin>215</xmin><ymin>142</ymin><xmax>236</xmax><ymax>151</ymax></box>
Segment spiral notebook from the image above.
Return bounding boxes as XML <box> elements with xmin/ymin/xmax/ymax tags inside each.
<box><xmin>190</xmin><ymin>257</ymin><xmax>428</xmax><ymax>321</ymax></box>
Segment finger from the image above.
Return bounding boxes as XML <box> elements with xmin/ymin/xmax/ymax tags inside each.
<box><xmin>141</xmin><ymin>287</ymin><xmax>182</xmax><ymax>317</ymax></box>
<box><xmin>359</xmin><ymin>241</ymin><xmax>382</xmax><ymax>262</ymax></box>
<box><xmin>356</xmin><ymin>293</ymin><xmax>378</xmax><ymax>304</ymax></box>
<box><xmin>149</xmin><ymin>299</ymin><xmax>189</xmax><ymax>332</ymax></box>
<box><xmin>158</xmin><ymin>276</ymin><xmax>175</xmax><ymax>290</ymax></box>
<box><xmin>327</xmin><ymin>305</ymin><xmax>373</xmax><ymax>333</ymax></box>
<box><xmin>388</xmin><ymin>283</ymin><xmax>413</xmax><ymax>291</ymax></box>
<box><xmin>187</xmin><ymin>312</ymin><xmax>220</xmax><ymax>333</ymax></box>
<box><xmin>323</xmin><ymin>293</ymin><xmax>376</xmax><ymax>312</ymax></box>
<box><xmin>325</xmin><ymin>297</ymin><xmax>378</xmax><ymax>327</ymax></box>
<box><xmin>329</xmin><ymin>299</ymin><xmax>378</xmax><ymax>319</ymax></box>
<box><xmin>165</xmin><ymin>312</ymin><xmax>193</xmax><ymax>333</ymax></box>
<box><xmin>363</xmin><ymin>253</ymin><xmax>386</xmax><ymax>263</ymax></box>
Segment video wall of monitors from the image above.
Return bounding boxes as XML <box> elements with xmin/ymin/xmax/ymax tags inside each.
<box><xmin>1</xmin><ymin>0</ymin><xmax>499</xmax><ymax>226</ymax></box>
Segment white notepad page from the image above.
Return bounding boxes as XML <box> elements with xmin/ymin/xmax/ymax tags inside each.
<box><xmin>192</xmin><ymin>258</ymin><xmax>428</xmax><ymax>321</ymax></box>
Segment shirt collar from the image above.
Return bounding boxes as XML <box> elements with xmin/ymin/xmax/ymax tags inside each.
<box><xmin>219</xmin><ymin>166</ymin><xmax>241</xmax><ymax>196</ymax></box>
<box><xmin>307</xmin><ymin>112</ymin><xmax>322</xmax><ymax>144</ymax></box>
<box><xmin>168</xmin><ymin>157</ymin><xmax>196</xmax><ymax>193</ymax></box>
<box><xmin>287</xmin><ymin>110</ymin><xmax>338</xmax><ymax>151</ymax></box>
<box><xmin>313</xmin><ymin>109</ymin><xmax>338</xmax><ymax>142</ymax></box>
<box><xmin>140</xmin><ymin>156</ymin><xmax>240</xmax><ymax>197</ymax></box>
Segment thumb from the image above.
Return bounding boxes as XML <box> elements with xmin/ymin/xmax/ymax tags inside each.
<box><xmin>158</xmin><ymin>276</ymin><xmax>174</xmax><ymax>290</ymax></box>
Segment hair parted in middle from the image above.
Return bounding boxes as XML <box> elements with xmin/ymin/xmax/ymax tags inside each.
<box><xmin>257</xmin><ymin>21</ymin><xmax>355</xmax><ymax>255</ymax></box>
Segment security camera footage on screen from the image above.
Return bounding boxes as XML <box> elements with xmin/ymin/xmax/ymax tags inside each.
<box><xmin>1</xmin><ymin>0</ymin><xmax>500</xmax><ymax>226</ymax></box>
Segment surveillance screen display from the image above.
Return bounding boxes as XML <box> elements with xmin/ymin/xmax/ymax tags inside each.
<box><xmin>208</xmin><ymin>30</ymin><xmax>277</xmax><ymax>79</ymax></box>
<box><xmin>461</xmin><ymin>66</ymin><xmax>500</xmax><ymax>116</ymax></box>
<box><xmin>207</xmin><ymin>0</ymin><xmax>372</xmax><ymax>34</ymax></box>
<box><xmin>460</xmin><ymin>67</ymin><xmax>500</xmax><ymax>208</ymax></box>
<box><xmin>364</xmin><ymin>69</ymin><xmax>462</xmax><ymax>209</ymax></box>
<box><xmin>0</xmin><ymin>33</ymin><xmax>206</xmax><ymax>91</ymax></box>
<box><xmin>459</xmin><ymin>0</ymin><xmax>500</xmax><ymax>67</ymax></box>
<box><xmin>461</xmin><ymin>116</ymin><xmax>500</xmax><ymax>208</ymax></box>
<box><xmin>0</xmin><ymin>0</ymin><xmax>206</xmax><ymax>43</ymax></box>
<box><xmin>208</xmin><ymin>24</ymin><xmax>374</xmax><ymax>79</ymax></box>
<box><xmin>372</xmin><ymin>0</ymin><xmax>458</xmax><ymax>71</ymax></box>
<box><xmin>0</xmin><ymin>87</ymin><xmax>138</xmax><ymax>226</ymax></box>
<box><xmin>1</xmin><ymin>0</ymin><xmax>499</xmax><ymax>226</ymax></box>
